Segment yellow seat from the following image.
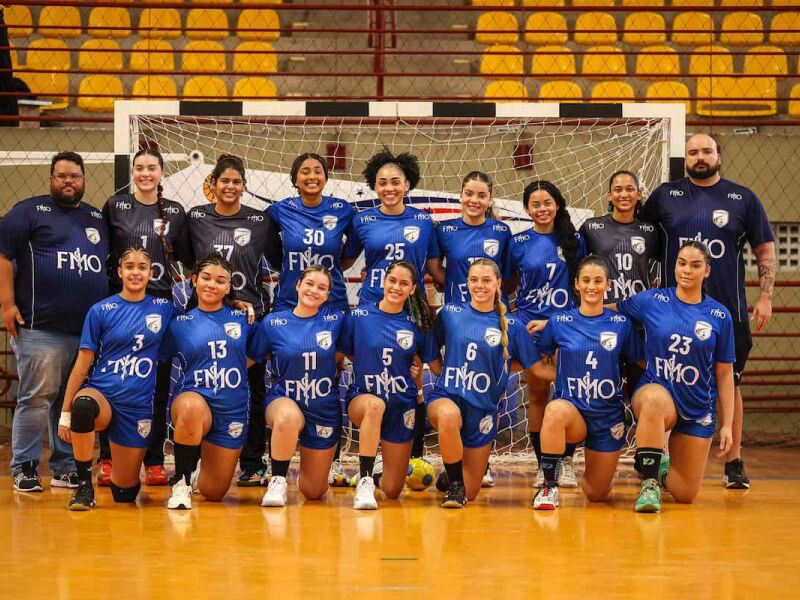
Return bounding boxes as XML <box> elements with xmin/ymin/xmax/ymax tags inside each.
<box><xmin>744</xmin><ymin>46</ymin><xmax>787</xmax><ymax>76</ymax></box>
<box><xmin>475</xmin><ymin>12</ymin><xmax>519</xmax><ymax>45</ymax></box>
<box><xmin>572</xmin><ymin>0</ymin><xmax>615</xmax><ymax>6</ymax></box>
<box><xmin>635</xmin><ymin>46</ymin><xmax>680</xmax><ymax>80</ymax></box>
<box><xmin>233</xmin><ymin>77</ymin><xmax>278</xmax><ymax>99</ymax></box>
<box><xmin>671</xmin><ymin>0</ymin><xmax>712</xmax><ymax>5</ymax></box>
<box><xmin>182</xmin><ymin>41</ymin><xmax>227</xmax><ymax>73</ymax></box>
<box><xmin>591</xmin><ymin>81</ymin><xmax>635</xmax><ymax>102</ymax></box>
<box><xmin>5</xmin><ymin>5</ymin><xmax>33</xmax><ymax>38</ymax></box>
<box><xmin>524</xmin><ymin>13</ymin><xmax>568</xmax><ymax>46</ymax></box>
<box><xmin>582</xmin><ymin>46</ymin><xmax>626</xmax><ymax>79</ymax></box>
<box><xmin>78</xmin><ymin>39</ymin><xmax>123</xmax><ymax>72</ymax></box>
<box><xmin>696</xmin><ymin>77</ymin><xmax>776</xmax><ymax>116</ymax></box>
<box><xmin>574</xmin><ymin>13</ymin><xmax>618</xmax><ymax>46</ymax></box>
<box><xmin>233</xmin><ymin>42</ymin><xmax>278</xmax><ymax>75</ymax></box>
<box><xmin>690</xmin><ymin>45</ymin><xmax>733</xmax><ymax>76</ymax></box>
<box><xmin>16</xmin><ymin>72</ymin><xmax>70</xmax><ymax>110</ymax></box>
<box><xmin>132</xmin><ymin>75</ymin><xmax>178</xmax><ymax>99</ymax></box>
<box><xmin>522</xmin><ymin>0</ymin><xmax>565</xmax><ymax>5</ymax></box>
<box><xmin>130</xmin><ymin>40</ymin><xmax>176</xmax><ymax>73</ymax></box>
<box><xmin>646</xmin><ymin>81</ymin><xmax>692</xmax><ymax>114</ymax></box>
<box><xmin>537</xmin><ymin>81</ymin><xmax>582</xmax><ymax>101</ymax></box>
<box><xmin>531</xmin><ymin>46</ymin><xmax>575</xmax><ymax>78</ymax></box>
<box><xmin>77</xmin><ymin>75</ymin><xmax>125</xmax><ymax>113</ymax></box>
<box><xmin>483</xmin><ymin>80</ymin><xmax>528</xmax><ymax>101</ymax></box>
<box><xmin>186</xmin><ymin>9</ymin><xmax>229</xmax><ymax>41</ymax></box>
<box><xmin>621</xmin><ymin>0</ymin><xmax>664</xmax><ymax>6</ymax></box>
<box><xmin>770</xmin><ymin>13</ymin><xmax>800</xmax><ymax>46</ymax></box>
<box><xmin>19</xmin><ymin>39</ymin><xmax>71</xmax><ymax>107</ymax></box>
<box><xmin>237</xmin><ymin>10</ymin><xmax>281</xmax><ymax>42</ymax></box>
<box><xmin>88</xmin><ymin>7</ymin><xmax>131</xmax><ymax>39</ymax></box>
<box><xmin>623</xmin><ymin>13</ymin><xmax>667</xmax><ymax>47</ymax></box>
<box><xmin>720</xmin><ymin>12</ymin><xmax>764</xmax><ymax>46</ymax></box>
<box><xmin>789</xmin><ymin>83</ymin><xmax>800</xmax><ymax>117</ymax></box>
<box><xmin>471</xmin><ymin>0</ymin><xmax>515</xmax><ymax>5</ymax></box>
<box><xmin>38</xmin><ymin>6</ymin><xmax>82</xmax><ymax>38</ymax></box>
<box><xmin>25</xmin><ymin>39</ymin><xmax>71</xmax><ymax>71</ymax></box>
<box><xmin>183</xmin><ymin>76</ymin><xmax>229</xmax><ymax>101</ymax></box>
<box><xmin>720</xmin><ymin>0</ymin><xmax>763</xmax><ymax>5</ymax></box>
<box><xmin>672</xmin><ymin>12</ymin><xmax>715</xmax><ymax>46</ymax></box>
<box><xmin>138</xmin><ymin>9</ymin><xmax>182</xmax><ymax>40</ymax></box>
<box><xmin>480</xmin><ymin>45</ymin><xmax>524</xmax><ymax>78</ymax></box>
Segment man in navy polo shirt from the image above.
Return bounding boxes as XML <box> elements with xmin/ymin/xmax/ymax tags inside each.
<box><xmin>641</xmin><ymin>133</ymin><xmax>776</xmax><ymax>489</ymax></box>
<box><xmin>0</xmin><ymin>151</ymin><xmax>109</xmax><ymax>492</ymax></box>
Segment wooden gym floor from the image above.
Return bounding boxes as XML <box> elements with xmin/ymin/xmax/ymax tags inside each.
<box><xmin>1</xmin><ymin>445</ymin><xmax>799</xmax><ymax>599</ymax></box>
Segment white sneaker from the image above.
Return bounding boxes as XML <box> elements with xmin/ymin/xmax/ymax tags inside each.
<box><xmin>533</xmin><ymin>468</ymin><xmax>544</xmax><ymax>487</ymax></box>
<box><xmin>482</xmin><ymin>465</ymin><xmax>495</xmax><ymax>488</ymax></box>
<box><xmin>328</xmin><ymin>460</ymin><xmax>348</xmax><ymax>487</ymax></box>
<box><xmin>261</xmin><ymin>475</ymin><xmax>288</xmax><ymax>507</ymax></box>
<box><xmin>167</xmin><ymin>478</ymin><xmax>193</xmax><ymax>510</ymax></box>
<box><xmin>372</xmin><ymin>454</ymin><xmax>383</xmax><ymax>484</ymax></box>
<box><xmin>190</xmin><ymin>459</ymin><xmax>201</xmax><ymax>493</ymax></box>
<box><xmin>533</xmin><ymin>484</ymin><xmax>560</xmax><ymax>510</ymax></box>
<box><xmin>353</xmin><ymin>476</ymin><xmax>378</xmax><ymax>510</ymax></box>
<box><xmin>558</xmin><ymin>456</ymin><xmax>579</xmax><ymax>488</ymax></box>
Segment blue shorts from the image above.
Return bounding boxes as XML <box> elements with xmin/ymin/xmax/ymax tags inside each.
<box><xmin>265</xmin><ymin>395</ymin><xmax>341</xmax><ymax>450</ymax></box>
<box><xmin>345</xmin><ymin>389</ymin><xmax>417</xmax><ymax>445</ymax></box>
<box><xmin>106</xmin><ymin>403</ymin><xmax>153</xmax><ymax>449</ymax></box>
<box><xmin>632</xmin><ymin>378</ymin><xmax>716</xmax><ymax>440</ymax></box>
<box><xmin>571</xmin><ymin>404</ymin><xmax>626</xmax><ymax>453</ymax></box>
<box><xmin>427</xmin><ymin>389</ymin><xmax>496</xmax><ymax>449</ymax></box>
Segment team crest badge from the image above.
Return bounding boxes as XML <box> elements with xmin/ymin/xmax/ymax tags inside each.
<box><xmin>85</xmin><ymin>227</ymin><xmax>101</xmax><ymax>245</ymax></box>
<box><xmin>600</xmin><ymin>332</ymin><xmax>618</xmax><ymax>351</ymax></box>
<box><xmin>697</xmin><ymin>413</ymin><xmax>714</xmax><ymax>427</ymax></box>
<box><xmin>224</xmin><ymin>322</ymin><xmax>242</xmax><ymax>340</ymax></box>
<box><xmin>712</xmin><ymin>210</ymin><xmax>729</xmax><ymax>228</ymax></box>
<box><xmin>483</xmin><ymin>239</ymin><xmax>499</xmax><ymax>258</ymax></box>
<box><xmin>484</xmin><ymin>327</ymin><xmax>502</xmax><ymax>347</ymax></box>
<box><xmin>631</xmin><ymin>236</ymin><xmax>646</xmax><ymax>255</ymax></box>
<box><xmin>228</xmin><ymin>422</ymin><xmax>244</xmax><ymax>439</ymax></box>
<box><xmin>145</xmin><ymin>314</ymin><xmax>162</xmax><ymax>333</ymax></box>
<box><xmin>694</xmin><ymin>320</ymin><xmax>712</xmax><ymax>341</ymax></box>
<box><xmin>316</xmin><ymin>330</ymin><xmax>333</xmax><ymax>350</ymax></box>
<box><xmin>315</xmin><ymin>424</ymin><xmax>333</xmax><ymax>439</ymax></box>
<box><xmin>153</xmin><ymin>219</ymin><xmax>170</xmax><ymax>236</ymax></box>
<box><xmin>403</xmin><ymin>226</ymin><xmax>420</xmax><ymax>243</ymax></box>
<box><xmin>322</xmin><ymin>215</ymin><xmax>338</xmax><ymax>231</ymax></box>
<box><xmin>610</xmin><ymin>422</ymin><xmax>625</xmax><ymax>440</ymax></box>
<box><xmin>396</xmin><ymin>329</ymin><xmax>414</xmax><ymax>350</ymax></box>
<box><xmin>479</xmin><ymin>415</ymin><xmax>494</xmax><ymax>435</ymax></box>
<box><xmin>403</xmin><ymin>408</ymin><xmax>416</xmax><ymax>430</ymax></box>
<box><xmin>233</xmin><ymin>227</ymin><xmax>251</xmax><ymax>246</ymax></box>
<box><xmin>137</xmin><ymin>419</ymin><xmax>152</xmax><ymax>438</ymax></box>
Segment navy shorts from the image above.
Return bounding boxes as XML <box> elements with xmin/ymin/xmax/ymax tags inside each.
<box><xmin>427</xmin><ymin>389</ymin><xmax>496</xmax><ymax>449</ymax></box>
<box><xmin>345</xmin><ymin>389</ymin><xmax>417</xmax><ymax>444</ymax></box>
<box><xmin>106</xmin><ymin>404</ymin><xmax>153</xmax><ymax>449</ymax></box>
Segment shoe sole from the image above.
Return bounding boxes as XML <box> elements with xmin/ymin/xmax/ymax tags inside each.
<box><xmin>51</xmin><ymin>481</ymin><xmax>79</xmax><ymax>489</ymax></box>
<box><xmin>635</xmin><ymin>503</ymin><xmax>661</xmax><ymax>513</ymax></box>
<box><xmin>481</xmin><ymin>480</ymin><xmax>495</xmax><ymax>488</ymax></box>
<box><xmin>558</xmin><ymin>480</ymin><xmax>579</xmax><ymax>488</ymax></box>
<box><xmin>353</xmin><ymin>503</ymin><xmax>378</xmax><ymax>510</ymax></box>
<box><xmin>441</xmin><ymin>500</ymin><xmax>466</xmax><ymax>509</ymax></box>
<box><xmin>13</xmin><ymin>485</ymin><xmax>43</xmax><ymax>493</ymax></box>
<box><xmin>261</xmin><ymin>495</ymin><xmax>287</xmax><ymax>507</ymax></box>
<box><xmin>167</xmin><ymin>503</ymin><xmax>191</xmax><ymax>510</ymax></box>
<box><xmin>68</xmin><ymin>503</ymin><xmax>94</xmax><ymax>511</ymax></box>
<box><xmin>533</xmin><ymin>503</ymin><xmax>557</xmax><ymax>510</ymax></box>
<box><xmin>723</xmin><ymin>479</ymin><xmax>750</xmax><ymax>490</ymax></box>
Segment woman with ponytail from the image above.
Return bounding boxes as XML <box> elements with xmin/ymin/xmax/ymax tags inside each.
<box><xmin>338</xmin><ymin>260</ymin><xmax>441</xmax><ymax>510</ymax></box>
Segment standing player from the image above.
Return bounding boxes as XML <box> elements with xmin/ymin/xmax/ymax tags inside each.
<box><xmin>339</xmin><ymin>260</ymin><xmax>441</xmax><ymax>509</ymax></box>
<box><xmin>616</xmin><ymin>241</ymin><xmax>735</xmax><ymax>513</ymax></box>
<box><xmin>160</xmin><ymin>254</ymin><xmax>260</xmax><ymax>510</ymax></box>
<box><xmin>57</xmin><ymin>248</ymin><xmax>175</xmax><ymax>510</ymax></box>
<box><xmin>100</xmin><ymin>148</ymin><xmax>190</xmax><ymax>487</ymax></box>
<box><xmin>186</xmin><ymin>155</ymin><xmax>282</xmax><ymax>488</ymax></box>
<box><xmin>641</xmin><ymin>133</ymin><xmax>776</xmax><ymax>489</ymax></box>
<box><xmin>532</xmin><ymin>256</ymin><xmax>641</xmax><ymax>510</ymax></box>
<box><xmin>253</xmin><ymin>266</ymin><xmax>347</xmax><ymax>507</ymax></box>
<box><xmin>428</xmin><ymin>259</ymin><xmax>550</xmax><ymax>508</ymax></box>
<box><xmin>342</xmin><ymin>149</ymin><xmax>440</xmax><ymax>306</ymax></box>
<box><xmin>509</xmin><ymin>180</ymin><xmax>586</xmax><ymax>488</ymax></box>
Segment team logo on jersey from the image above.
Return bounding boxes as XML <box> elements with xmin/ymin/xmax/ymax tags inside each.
<box><xmin>600</xmin><ymin>332</ymin><xmax>618</xmax><ymax>351</ymax></box>
<box><xmin>137</xmin><ymin>419</ymin><xmax>152</xmax><ymax>438</ymax></box>
<box><xmin>403</xmin><ymin>408</ymin><xmax>415</xmax><ymax>430</ymax></box>
<box><xmin>712</xmin><ymin>210</ymin><xmax>729</xmax><ymax>228</ymax></box>
<box><xmin>225</xmin><ymin>322</ymin><xmax>242</xmax><ymax>340</ymax></box>
<box><xmin>694</xmin><ymin>320</ymin><xmax>712</xmax><ymax>341</ymax></box>
<box><xmin>316</xmin><ymin>331</ymin><xmax>333</xmax><ymax>350</ymax></box>
<box><xmin>396</xmin><ymin>329</ymin><xmax>414</xmax><ymax>350</ymax></box>
<box><xmin>322</xmin><ymin>215</ymin><xmax>338</xmax><ymax>231</ymax></box>
<box><xmin>145</xmin><ymin>314</ymin><xmax>162</xmax><ymax>334</ymax></box>
<box><xmin>403</xmin><ymin>226</ymin><xmax>420</xmax><ymax>243</ymax></box>
<box><xmin>631</xmin><ymin>236</ymin><xmax>646</xmax><ymax>255</ymax></box>
<box><xmin>483</xmin><ymin>239</ymin><xmax>499</xmax><ymax>258</ymax></box>
<box><xmin>479</xmin><ymin>415</ymin><xmax>494</xmax><ymax>435</ymax></box>
<box><xmin>85</xmin><ymin>227</ymin><xmax>101</xmax><ymax>245</ymax></box>
<box><xmin>484</xmin><ymin>327</ymin><xmax>502</xmax><ymax>347</ymax></box>
<box><xmin>315</xmin><ymin>424</ymin><xmax>333</xmax><ymax>439</ymax></box>
<box><xmin>697</xmin><ymin>413</ymin><xmax>714</xmax><ymax>426</ymax></box>
<box><xmin>153</xmin><ymin>219</ymin><xmax>170</xmax><ymax>236</ymax></box>
<box><xmin>233</xmin><ymin>227</ymin><xmax>251</xmax><ymax>246</ymax></box>
<box><xmin>610</xmin><ymin>422</ymin><xmax>625</xmax><ymax>440</ymax></box>
<box><xmin>228</xmin><ymin>421</ymin><xmax>245</xmax><ymax>439</ymax></box>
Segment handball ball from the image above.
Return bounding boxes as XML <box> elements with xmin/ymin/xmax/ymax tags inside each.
<box><xmin>406</xmin><ymin>457</ymin><xmax>435</xmax><ymax>491</ymax></box>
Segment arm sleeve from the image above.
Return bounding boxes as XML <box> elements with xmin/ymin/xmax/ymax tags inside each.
<box><xmin>434</xmin><ymin>310</ymin><xmax>446</xmax><ymax>348</ymax></box>
<box><xmin>616</xmin><ymin>290</ymin><xmax>648</xmax><ymax>324</ymax></box>
<box><xmin>158</xmin><ymin>322</ymin><xmax>177</xmax><ymax>362</ymax></box>
<box><xmin>0</xmin><ymin>201</ymin><xmax>33</xmax><ymax>259</ymax></box>
<box><xmin>426</xmin><ymin>221</ymin><xmax>441</xmax><ymax>259</ymax></box>
<box><xmin>418</xmin><ymin>328</ymin><xmax>440</xmax><ymax>363</ymax></box>
<box><xmin>638</xmin><ymin>189</ymin><xmax>660</xmax><ymax>224</ymax></box>
<box><xmin>716</xmin><ymin>313</ymin><xmax>737</xmax><ymax>364</ymax></box>
<box><xmin>337</xmin><ymin>312</ymin><xmax>355</xmax><ymax>356</ymax></box>
<box><xmin>342</xmin><ymin>219</ymin><xmax>363</xmax><ymax>259</ymax></box>
<box><xmin>264</xmin><ymin>217</ymin><xmax>283</xmax><ymax>272</ymax></box>
<box><xmin>171</xmin><ymin>207</ymin><xmax>193</xmax><ymax>270</ymax></box>
<box><xmin>247</xmin><ymin>321</ymin><xmax>269</xmax><ymax>362</ymax></box>
<box><xmin>78</xmin><ymin>305</ymin><xmax>103</xmax><ymax>352</ymax></box>
<box><xmin>622</xmin><ymin>321</ymin><xmax>643</xmax><ymax>364</ymax></box>
<box><xmin>536</xmin><ymin>321</ymin><xmax>556</xmax><ymax>357</ymax></box>
<box><xmin>745</xmin><ymin>192</ymin><xmax>775</xmax><ymax>249</ymax></box>
<box><xmin>576</xmin><ymin>232</ymin><xmax>587</xmax><ymax>260</ymax></box>
<box><xmin>509</xmin><ymin>318</ymin><xmax>540</xmax><ymax>369</ymax></box>
<box><xmin>501</xmin><ymin>229</ymin><xmax>514</xmax><ymax>279</ymax></box>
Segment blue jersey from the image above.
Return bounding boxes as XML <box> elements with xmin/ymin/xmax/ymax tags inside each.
<box><xmin>0</xmin><ymin>195</ymin><xmax>109</xmax><ymax>335</ymax></box>
<box><xmin>617</xmin><ymin>288</ymin><xmax>736</xmax><ymax>424</ymax></box>
<box><xmin>537</xmin><ymin>308</ymin><xmax>641</xmax><ymax>415</ymax></box>
<box><xmin>436</xmin><ymin>218</ymin><xmax>513</xmax><ymax>304</ymax></box>
<box><xmin>267</xmin><ymin>195</ymin><xmax>356</xmax><ymax>311</ymax></box>
<box><xmin>339</xmin><ymin>303</ymin><xmax>439</xmax><ymax>404</ymax></box>
<box><xmin>80</xmin><ymin>294</ymin><xmax>176</xmax><ymax>411</ymax></box>
<box><xmin>251</xmin><ymin>309</ymin><xmax>345</xmax><ymax>425</ymax></box>
<box><xmin>641</xmin><ymin>177</ymin><xmax>774</xmax><ymax>322</ymax></box>
<box><xmin>343</xmin><ymin>205</ymin><xmax>440</xmax><ymax>304</ymax></box>
<box><xmin>434</xmin><ymin>303</ymin><xmax>540</xmax><ymax>411</ymax></box>
<box><xmin>509</xmin><ymin>228</ymin><xmax>586</xmax><ymax>322</ymax></box>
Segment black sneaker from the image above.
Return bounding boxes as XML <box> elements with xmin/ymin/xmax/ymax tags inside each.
<box><xmin>68</xmin><ymin>483</ymin><xmax>96</xmax><ymax>511</ymax></box>
<box><xmin>52</xmin><ymin>471</ymin><xmax>80</xmax><ymax>489</ymax></box>
<box><xmin>441</xmin><ymin>480</ymin><xmax>467</xmax><ymax>509</ymax></box>
<box><xmin>13</xmin><ymin>461</ymin><xmax>43</xmax><ymax>492</ymax></box>
<box><xmin>237</xmin><ymin>468</ymin><xmax>266</xmax><ymax>487</ymax></box>
<box><xmin>435</xmin><ymin>470</ymin><xmax>449</xmax><ymax>493</ymax></box>
<box><xmin>723</xmin><ymin>458</ymin><xmax>751</xmax><ymax>489</ymax></box>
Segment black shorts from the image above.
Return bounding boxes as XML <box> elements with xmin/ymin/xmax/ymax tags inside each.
<box><xmin>732</xmin><ymin>320</ymin><xmax>753</xmax><ymax>387</ymax></box>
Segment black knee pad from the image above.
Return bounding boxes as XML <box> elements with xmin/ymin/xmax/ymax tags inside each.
<box><xmin>71</xmin><ymin>395</ymin><xmax>100</xmax><ymax>433</ymax></box>
<box><xmin>110</xmin><ymin>481</ymin><xmax>141</xmax><ymax>503</ymax></box>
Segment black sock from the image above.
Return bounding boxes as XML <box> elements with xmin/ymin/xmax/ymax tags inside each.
<box><xmin>529</xmin><ymin>431</ymin><xmax>542</xmax><ymax>465</ymax></box>
<box><xmin>359</xmin><ymin>455</ymin><xmax>376</xmax><ymax>479</ymax></box>
<box><xmin>333</xmin><ymin>439</ymin><xmax>342</xmax><ymax>462</ymax></box>
<box><xmin>444</xmin><ymin>460</ymin><xmax>463</xmax><ymax>484</ymax></box>
<box><xmin>540</xmin><ymin>453</ymin><xmax>562</xmax><ymax>487</ymax></box>
<box><xmin>173</xmin><ymin>442</ymin><xmax>199</xmax><ymax>485</ymax></box>
<box><xmin>564</xmin><ymin>443</ymin><xmax>577</xmax><ymax>459</ymax></box>
<box><xmin>271</xmin><ymin>458</ymin><xmax>290</xmax><ymax>479</ymax></box>
<box><xmin>76</xmin><ymin>459</ymin><xmax>93</xmax><ymax>484</ymax></box>
<box><xmin>411</xmin><ymin>403</ymin><xmax>426</xmax><ymax>458</ymax></box>
<box><xmin>636</xmin><ymin>447</ymin><xmax>663</xmax><ymax>482</ymax></box>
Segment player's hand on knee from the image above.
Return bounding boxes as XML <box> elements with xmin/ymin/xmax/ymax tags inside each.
<box><xmin>3</xmin><ymin>304</ymin><xmax>24</xmax><ymax>337</ymax></box>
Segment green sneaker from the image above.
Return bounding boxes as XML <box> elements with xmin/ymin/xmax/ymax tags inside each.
<box><xmin>635</xmin><ymin>479</ymin><xmax>662</xmax><ymax>513</ymax></box>
<box><xmin>658</xmin><ymin>454</ymin><xmax>670</xmax><ymax>488</ymax></box>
